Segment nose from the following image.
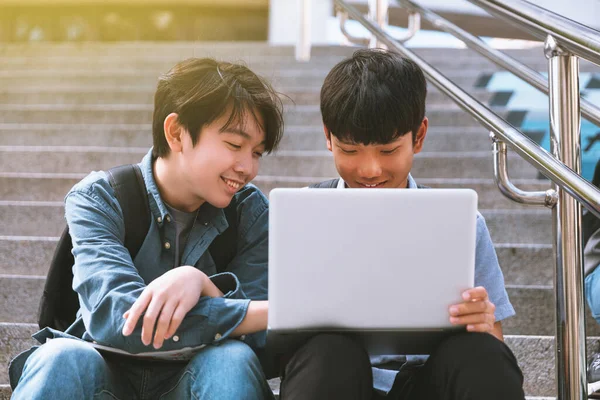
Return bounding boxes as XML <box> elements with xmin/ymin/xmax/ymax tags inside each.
<box><xmin>357</xmin><ymin>154</ymin><xmax>382</xmax><ymax>180</ymax></box>
<box><xmin>233</xmin><ymin>150</ymin><xmax>254</xmax><ymax>175</ymax></box>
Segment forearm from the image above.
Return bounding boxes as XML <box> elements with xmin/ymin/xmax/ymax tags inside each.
<box><xmin>231</xmin><ymin>300</ymin><xmax>268</xmax><ymax>336</ymax></box>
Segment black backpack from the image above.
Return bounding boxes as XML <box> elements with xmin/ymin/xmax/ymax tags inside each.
<box><xmin>38</xmin><ymin>164</ymin><xmax>238</xmax><ymax>331</ymax></box>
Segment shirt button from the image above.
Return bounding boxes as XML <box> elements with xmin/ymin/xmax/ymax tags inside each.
<box><xmin>240</xmin><ymin>335</ymin><xmax>246</xmax><ymax>341</ymax></box>
<box><xmin>157</xmin><ymin>217</ymin><xmax>162</xmax><ymax>223</ymax></box>
<box><xmin>203</xmin><ymin>222</ymin><xmax>208</xmax><ymax>226</ymax></box>
<box><xmin>214</xmin><ymin>333</ymin><xmax>222</xmax><ymax>340</ymax></box>
<box><xmin>165</xmin><ymin>215</ymin><xmax>172</xmax><ymax>223</ymax></box>
<box><xmin>164</xmin><ymin>241</ymin><xmax>171</xmax><ymax>250</ymax></box>
<box><xmin>172</xmin><ymin>335</ymin><xmax>180</xmax><ymax>342</ymax></box>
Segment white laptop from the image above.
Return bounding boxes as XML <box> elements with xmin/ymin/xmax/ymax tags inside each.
<box><xmin>267</xmin><ymin>188</ymin><xmax>477</xmax><ymax>355</ymax></box>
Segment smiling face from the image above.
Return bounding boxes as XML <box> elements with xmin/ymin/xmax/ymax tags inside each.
<box><xmin>325</xmin><ymin>118</ymin><xmax>427</xmax><ymax>189</ymax></box>
<box><xmin>182</xmin><ymin>110</ymin><xmax>266</xmax><ymax>208</ymax></box>
<box><xmin>156</xmin><ymin>107</ymin><xmax>266</xmax><ymax>211</ymax></box>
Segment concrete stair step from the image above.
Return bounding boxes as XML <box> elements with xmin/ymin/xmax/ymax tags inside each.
<box><xmin>0</xmin><ymin>45</ymin><xmax>574</xmax><ymax>71</ymax></box>
<box><xmin>0</xmin><ymin>274</ymin><xmax>585</xmax><ymax>335</ymax></box>
<box><xmin>0</xmin><ymin>104</ymin><xmax>486</xmax><ymax>126</ymax></box>
<box><xmin>0</xmin><ymin>173</ymin><xmax>551</xmax><ymax>209</ymax></box>
<box><xmin>0</xmin><ymin>126</ymin><xmax>500</xmax><ymax>152</ymax></box>
<box><xmin>0</xmin><ymin>43</ymin><xmax>530</xmax><ymax>58</ymax></box>
<box><xmin>0</xmin><ymin>235</ymin><xmax>554</xmax><ymax>285</ymax></box>
<box><xmin>0</xmin><ymin>88</ymin><xmax>492</xmax><ymax>107</ymax></box>
<box><xmin>0</xmin><ymin>321</ymin><xmax>595</xmax><ymax>398</ymax></box>
<box><xmin>0</xmin><ymin>125</ymin><xmax>498</xmax><ymax>151</ymax></box>
<box><xmin>0</xmin><ymin>147</ymin><xmax>540</xmax><ymax>179</ymax></box>
<box><xmin>0</xmin><ymin>72</ymin><xmax>481</xmax><ymax>90</ymax></box>
<box><xmin>0</xmin><ymin>200</ymin><xmax>551</xmax><ymax>241</ymax></box>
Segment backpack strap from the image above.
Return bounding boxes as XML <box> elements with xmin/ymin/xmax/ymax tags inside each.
<box><xmin>38</xmin><ymin>164</ymin><xmax>150</xmax><ymax>331</ymax></box>
<box><xmin>309</xmin><ymin>178</ymin><xmax>340</xmax><ymax>189</ymax></box>
<box><xmin>107</xmin><ymin>164</ymin><xmax>150</xmax><ymax>260</ymax></box>
<box><xmin>209</xmin><ymin>196</ymin><xmax>239</xmax><ymax>273</ymax></box>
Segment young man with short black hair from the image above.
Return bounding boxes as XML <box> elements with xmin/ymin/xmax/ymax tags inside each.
<box><xmin>10</xmin><ymin>58</ymin><xmax>283</xmax><ymax>399</ymax></box>
<box><xmin>279</xmin><ymin>49</ymin><xmax>525</xmax><ymax>400</ymax></box>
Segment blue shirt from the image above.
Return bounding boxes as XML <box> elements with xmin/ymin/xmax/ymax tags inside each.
<box><xmin>63</xmin><ymin>149</ymin><xmax>269</xmax><ymax>353</ymax></box>
<box><xmin>336</xmin><ymin>175</ymin><xmax>516</xmax><ymax>394</ymax></box>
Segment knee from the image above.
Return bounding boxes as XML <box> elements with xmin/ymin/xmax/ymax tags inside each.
<box><xmin>25</xmin><ymin>338</ymin><xmax>105</xmax><ymax>375</ymax></box>
<box><xmin>287</xmin><ymin>334</ymin><xmax>371</xmax><ymax>375</ymax></box>
<box><xmin>189</xmin><ymin>339</ymin><xmax>264</xmax><ymax>380</ymax></box>
<box><xmin>434</xmin><ymin>332</ymin><xmax>521</xmax><ymax>372</ymax></box>
<box><xmin>187</xmin><ymin>340</ymin><xmax>269</xmax><ymax>398</ymax></box>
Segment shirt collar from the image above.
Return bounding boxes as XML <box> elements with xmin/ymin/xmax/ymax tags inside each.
<box><xmin>337</xmin><ymin>174</ymin><xmax>418</xmax><ymax>189</ymax></box>
<box><xmin>139</xmin><ymin>148</ymin><xmax>228</xmax><ymax>232</ymax></box>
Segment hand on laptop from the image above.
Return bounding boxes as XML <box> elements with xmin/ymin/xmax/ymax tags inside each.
<box><xmin>448</xmin><ymin>286</ymin><xmax>496</xmax><ymax>334</ymax></box>
<box><xmin>121</xmin><ymin>266</ymin><xmax>219</xmax><ymax>349</ymax></box>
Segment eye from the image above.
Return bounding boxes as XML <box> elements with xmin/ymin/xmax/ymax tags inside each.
<box><xmin>339</xmin><ymin>148</ymin><xmax>357</xmax><ymax>154</ymax></box>
<box><xmin>381</xmin><ymin>146</ymin><xmax>400</xmax><ymax>155</ymax></box>
<box><xmin>226</xmin><ymin>142</ymin><xmax>241</xmax><ymax>150</ymax></box>
<box><xmin>253</xmin><ymin>151</ymin><xmax>264</xmax><ymax>158</ymax></box>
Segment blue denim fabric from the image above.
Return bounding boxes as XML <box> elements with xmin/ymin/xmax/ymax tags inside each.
<box><xmin>11</xmin><ymin>337</ymin><xmax>274</xmax><ymax>400</ymax></box>
<box><xmin>10</xmin><ymin>148</ymin><xmax>270</xmax><ymax>392</ymax></box>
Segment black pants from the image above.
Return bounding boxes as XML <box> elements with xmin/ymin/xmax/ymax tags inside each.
<box><xmin>279</xmin><ymin>332</ymin><xmax>525</xmax><ymax>400</ymax></box>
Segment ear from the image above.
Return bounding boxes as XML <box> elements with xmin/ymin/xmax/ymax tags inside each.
<box><xmin>323</xmin><ymin>125</ymin><xmax>333</xmax><ymax>152</ymax></box>
<box><xmin>413</xmin><ymin>117</ymin><xmax>428</xmax><ymax>155</ymax></box>
<box><xmin>163</xmin><ymin>113</ymin><xmax>184</xmax><ymax>153</ymax></box>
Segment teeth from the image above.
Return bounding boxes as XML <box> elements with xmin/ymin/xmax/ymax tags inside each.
<box><xmin>223</xmin><ymin>178</ymin><xmax>241</xmax><ymax>189</ymax></box>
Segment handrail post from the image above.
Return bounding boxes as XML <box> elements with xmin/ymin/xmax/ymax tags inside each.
<box><xmin>545</xmin><ymin>34</ymin><xmax>587</xmax><ymax>400</ymax></box>
<box><xmin>368</xmin><ymin>0</ymin><xmax>388</xmax><ymax>49</ymax></box>
<box><xmin>296</xmin><ymin>0</ymin><xmax>312</xmax><ymax>62</ymax></box>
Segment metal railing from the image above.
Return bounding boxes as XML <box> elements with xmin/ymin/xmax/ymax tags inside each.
<box><xmin>297</xmin><ymin>1</ymin><xmax>600</xmax><ymax>399</ymax></box>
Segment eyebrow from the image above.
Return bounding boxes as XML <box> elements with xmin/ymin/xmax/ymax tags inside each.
<box><xmin>221</xmin><ymin>128</ymin><xmax>266</xmax><ymax>146</ymax></box>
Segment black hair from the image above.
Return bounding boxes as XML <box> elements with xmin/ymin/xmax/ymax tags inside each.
<box><xmin>320</xmin><ymin>48</ymin><xmax>426</xmax><ymax>145</ymax></box>
<box><xmin>152</xmin><ymin>58</ymin><xmax>284</xmax><ymax>158</ymax></box>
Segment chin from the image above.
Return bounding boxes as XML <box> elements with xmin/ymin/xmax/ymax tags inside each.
<box><xmin>208</xmin><ymin>195</ymin><xmax>234</xmax><ymax>209</ymax></box>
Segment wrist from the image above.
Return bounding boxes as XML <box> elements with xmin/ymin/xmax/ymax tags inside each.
<box><xmin>201</xmin><ymin>273</ymin><xmax>224</xmax><ymax>297</ymax></box>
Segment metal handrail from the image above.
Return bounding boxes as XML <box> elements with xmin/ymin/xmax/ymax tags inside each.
<box><xmin>467</xmin><ymin>0</ymin><xmax>600</xmax><ymax>67</ymax></box>
<box><xmin>333</xmin><ymin>0</ymin><xmax>600</xmax><ymax>220</ymax></box>
<box><xmin>337</xmin><ymin>8</ymin><xmax>420</xmax><ymax>46</ymax></box>
<box><xmin>396</xmin><ymin>0</ymin><xmax>600</xmax><ymax>127</ymax></box>
<box><xmin>490</xmin><ymin>132</ymin><xmax>558</xmax><ymax>207</ymax></box>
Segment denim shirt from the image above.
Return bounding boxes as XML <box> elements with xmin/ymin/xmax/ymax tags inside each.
<box><xmin>68</xmin><ymin>149</ymin><xmax>269</xmax><ymax>350</ymax></box>
<box><xmin>336</xmin><ymin>175</ymin><xmax>516</xmax><ymax>394</ymax></box>
<box><xmin>9</xmin><ymin>149</ymin><xmax>269</xmax><ymax>388</ymax></box>
<box><xmin>60</xmin><ymin>149</ymin><xmax>269</xmax><ymax>354</ymax></box>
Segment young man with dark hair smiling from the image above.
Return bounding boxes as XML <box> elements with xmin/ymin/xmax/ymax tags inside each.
<box><xmin>10</xmin><ymin>58</ymin><xmax>283</xmax><ymax>399</ymax></box>
<box><xmin>277</xmin><ymin>49</ymin><xmax>526</xmax><ymax>400</ymax></box>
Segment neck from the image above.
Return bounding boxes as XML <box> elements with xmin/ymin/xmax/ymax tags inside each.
<box><xmin>153</xmin><ymin>156</ymin><xmax>204</xmax><ymax>212</ymax></box>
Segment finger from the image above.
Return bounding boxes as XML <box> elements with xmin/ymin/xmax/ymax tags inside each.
<box><xmin>164</xmin><ymin>305</ymin><xmax>187</xmax><ymax>340</ymax></box>
<box><xmin>123</xmin><ymin>310</ymin><xmax>129</xmax><ymax>319</ymax></box>
<box><xmin>466</xmin><ymin>323</ymin><xmax>495</xmax><ymax>333</ymax></box>
<box><xmin>141</xmin><ymin>295</ymin><xmax>166</xmax><ymax>346</ymax></box>
<box><xmin>450</xmin><ymin>312</ymin><xmax>495</xmax><ymax>327</ymax></box>
<box><xmin>122</xmin><ymin>290</ymin><xmax>152</xmax><ymax>336</ymax></box>
<box><xmin>462</xmin><ymin>286</ymin><xmax>489</xmax><ymax>302</ymax></box>
<box><xmin>153</xmin><ymin>300</ymin><xmax>177</xmax><ymax>349</ymax></box>
<box><xmin>449</xmin><ymin>300</ymin><xmax>494</xmax><ymax>317</ymax></box>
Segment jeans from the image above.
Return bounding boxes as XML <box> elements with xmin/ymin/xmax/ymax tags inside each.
<box><xmin>11</xmin><ymin>338</ymin><xmax>274</xmax><ymax>400</ymax></box>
